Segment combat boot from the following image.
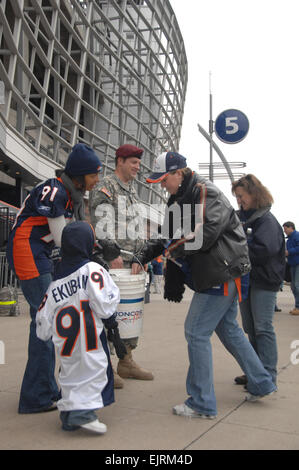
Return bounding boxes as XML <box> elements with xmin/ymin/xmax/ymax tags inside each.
<box><xmin>117</xmin><ymin>346</ymin><xmax>154</xmax><ymax>380</ymax></box>
<box><xmin>290</xmin><ymin>308</ymin><xmax>299</xmax><ymax>315</ymax></box>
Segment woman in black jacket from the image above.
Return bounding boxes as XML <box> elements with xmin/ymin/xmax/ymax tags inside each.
<box><xmin>232</xmin><ymin>174</ymin><xmax>285</xmax><ymax>387</ymax></box>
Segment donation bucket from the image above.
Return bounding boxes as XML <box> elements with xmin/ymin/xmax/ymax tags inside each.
<box><xmin>110</xmin><ymin>269</ymin><xmax>146</xmax><ymax>339</ymax></box>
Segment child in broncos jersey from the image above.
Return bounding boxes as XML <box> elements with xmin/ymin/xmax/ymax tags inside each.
<box><xmin>36</xmin><ymin>221</ymin><xmax>126</xmax><ymax>434</ymax></box>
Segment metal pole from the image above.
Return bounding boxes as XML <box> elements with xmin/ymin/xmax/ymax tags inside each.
<box><xmin>197</xmin><ymin>123</ymin><xmax>234</xmax><ymax>182</ymax></box>
<box><xmin>209</xmin><ymin>72</ymin><xmax>213</xmax><ymax>181</ymax></box>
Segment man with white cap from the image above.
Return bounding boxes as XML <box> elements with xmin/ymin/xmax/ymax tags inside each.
<box><xmin>146</xmin><ymin>151</ymin><xmax>188</xmax><ymax>184</ymax></box>
<box><xmin>132</xmin><ymin>151</ymin><xmax>276</xmax><ymax>419</ymax></box>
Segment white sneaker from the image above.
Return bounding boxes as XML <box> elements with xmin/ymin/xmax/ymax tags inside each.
<box><xmin>245</xmin><ymin>390</ymin><xmax>276</xmax><ymax>402</ymax></box>
<box><xmin>172</xmin><ymin>403</ymin><xmax>216</xmax><ymax>419</ymax></box>
<box><xmin>80</xmin><ymin>419</ymin><xmax>107</xmax><ymax>434</ymax></box>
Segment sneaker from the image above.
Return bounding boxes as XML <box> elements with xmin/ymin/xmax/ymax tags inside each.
<box><xmin>172</xmin><ymin>403</ymin><xmax>216</xmax><ymax>419</ymax></box>
<box><xmin>80</xmin><ymin>419</ymin><xmax>107</xmax><ymax>434</ymax></box>
<box><xmin>245</xmin><ymin>390</ymin><xmax>276</xmax><ymax>402</ymax></box>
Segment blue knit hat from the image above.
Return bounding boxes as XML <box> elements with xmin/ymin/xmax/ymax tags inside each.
<box><xmin>65</xmin><ymin>143</ymin><xmax>102</xmax><ymax>176</ymax></box>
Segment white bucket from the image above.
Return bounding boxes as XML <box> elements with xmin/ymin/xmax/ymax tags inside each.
<box><xmin>110</xmin><ymin>269</ymin><xmax>146</xmax><ymax>339</ymax></box>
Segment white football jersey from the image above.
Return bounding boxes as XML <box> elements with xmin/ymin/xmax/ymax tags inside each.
<box><xmin>36</xmin><ymin>261</ymin><xmax>120</xmax><ymax>411</ymax></box>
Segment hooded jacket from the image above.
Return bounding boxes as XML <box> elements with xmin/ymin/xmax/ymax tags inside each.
<box><xmin>54</xmin><ymin>220</ymin><xmax>95</xmax><ymax>280</ymax></box>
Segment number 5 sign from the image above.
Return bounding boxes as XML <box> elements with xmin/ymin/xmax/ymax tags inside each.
<box><xmin>215</xmin><ymin>109</ymin><xmax>249</xmax><ymax>144</ymax></box>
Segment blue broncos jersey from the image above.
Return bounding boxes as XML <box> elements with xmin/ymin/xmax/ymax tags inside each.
<box><xmin>6</xmin><ymin>177</ymin><xmax>74</xmax><ymax>280</ymax></box>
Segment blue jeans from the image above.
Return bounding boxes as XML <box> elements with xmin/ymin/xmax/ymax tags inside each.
<box><xmin>290</xmin><ymin>265</ymin><xmax>299</xmax><ymax>308</ymax></box>
<box><xmin>18</xmin><ymin>273</ymin><xmax>60</xmax><ymax>413</ymax></box>
<box><xmin>184</xmin><ymin>281</ymin><xmax>276</xmax><ymax>416</ymax></box>
<box><xmin>240</xmin><ymin>287</ymin><xmax>278</xmax><ymax>384</ymax></box>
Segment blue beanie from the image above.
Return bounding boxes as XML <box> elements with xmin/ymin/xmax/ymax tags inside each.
<box><xmin>65</xmin><ymin>143</ymin><xmax>102</xmax><ymax>176</ymax></box>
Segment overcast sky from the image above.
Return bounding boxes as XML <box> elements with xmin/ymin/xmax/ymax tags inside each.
<box><xmin>170</xmin><ymin>0</ymin><xmax>299</xmax><ymax>229</ymax></box>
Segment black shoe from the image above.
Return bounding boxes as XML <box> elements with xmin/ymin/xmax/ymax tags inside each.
<box><xmin>234</xmin><ymin>374</ymin><xmax>248</xmax><ymax>385</ymax></box>
<box><xmin>275</xmin><ymin>306</ymin><xmax>282</xmax><ymax>312</ymax></box>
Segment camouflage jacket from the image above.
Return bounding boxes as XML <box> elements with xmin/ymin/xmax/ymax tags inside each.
<box><xmin>89</xmin><ymin>173</ymin><xmax>146</xmax><ymax>263</ymax></box>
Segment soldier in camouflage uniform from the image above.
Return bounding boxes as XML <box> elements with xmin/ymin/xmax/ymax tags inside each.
<box><xmin>89</xmin><ymin>144</ymin><xmax>154</xmax><ymax>387</ymax></box>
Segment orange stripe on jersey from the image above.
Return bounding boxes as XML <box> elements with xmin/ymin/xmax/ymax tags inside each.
<box><xmin>13</xmin><ymin>216</ymin><xmax>48</xmax><ymax>280</ymax></box>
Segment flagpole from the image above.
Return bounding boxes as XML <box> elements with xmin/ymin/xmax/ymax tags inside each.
<box><xmin>209</xmin><ymin>72</ymin><xmax>214</xmax><ymax>181</ymax></box>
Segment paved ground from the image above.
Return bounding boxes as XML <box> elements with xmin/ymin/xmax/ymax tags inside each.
<box><xmin>0</xmin><ymin>284</ymin><xmax>299</xmax><ymax>452</ymax></box>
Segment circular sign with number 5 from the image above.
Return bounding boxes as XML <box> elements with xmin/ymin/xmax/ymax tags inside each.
<box><xmin>215</xmin><ymin>109</ymin><xmax>249</xmax><ymax>144</ymax></box>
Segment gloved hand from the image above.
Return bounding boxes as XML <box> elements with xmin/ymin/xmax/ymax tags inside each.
<box><xmin>134</xmin><ymin>239</ymin><xmax>165</xmax><ymax>266</ymax></box>
<box><xmin>163</xmin><ymin>258</ymin><xmax>185</xmax><ymax>302</ymax></box>
<box><xmin>49</xmin><ymin>246</ymin><xmax>61</xmax><ymax>262</ymax></box>
<box><xmin>90</xmin><ymin>252</ymin><xmax>109</xmax><ymax>271</ymax></box>
<box><xmin>49</xmin><ymin>247</ymin><xmax>62</xmax><ymax>272</ymax></box>
<box><xmin>103</xmin><ymin>314</ymin><xmax>127</xmax><ymax>359</ymax></box>
<box><xmin>94</xmin><ymin>239</ymin><xmax>121</xmax><ymax>262</ymax></box>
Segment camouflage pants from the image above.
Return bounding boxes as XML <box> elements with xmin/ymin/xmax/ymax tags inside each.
<box><xmin>123</xmin><ymin>337</ymin><xmax>138</xmax><ymax>350</ymax></box>
<box><xmin>109</xmin><ymin>336</ymin><xmax>138</xmax><ymax>355</ymax></box>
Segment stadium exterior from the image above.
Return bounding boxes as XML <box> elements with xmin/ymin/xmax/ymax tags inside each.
<box><xmin>0</xmin><ymin>0</ymin><xmax>188</xmax><ymax>214</ymax></box>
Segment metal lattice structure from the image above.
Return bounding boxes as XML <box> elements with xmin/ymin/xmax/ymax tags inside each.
<box><xmin>0</xmin><ymin>0</ymin><xmax>188</xmax><ymax>205</ymax></box>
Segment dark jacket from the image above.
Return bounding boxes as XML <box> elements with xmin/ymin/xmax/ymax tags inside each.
<box><xmin>137</xmin><ymin>172</ymin><xmax>251</xmax><ymax>297</ymax></box>
<box><xmin>238</xmin><ymin>207</ymin><xmax>285</xmax><ymax>291</ymax></box>
<box><xmin>186</xmin><ymin>174</ymin><xmax>250</xmax><ymax>292</ymax></box>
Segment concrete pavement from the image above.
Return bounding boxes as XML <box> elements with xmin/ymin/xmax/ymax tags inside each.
<box><xmin>0</xmin><ymin>284</ymin><xmax>299</xmax><ymax>451</ymax></box>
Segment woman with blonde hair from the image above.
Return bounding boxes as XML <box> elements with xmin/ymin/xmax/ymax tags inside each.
<box><xmin>231</xmin><ymin>174</ymin><xmax>285</xmax><ymax>387</ymax></box>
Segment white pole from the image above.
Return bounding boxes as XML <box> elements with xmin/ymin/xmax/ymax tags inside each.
<box><xmin>209</xmin><ymin>72</ymin><xmax>213</xmax><ymax>181</ymax></box>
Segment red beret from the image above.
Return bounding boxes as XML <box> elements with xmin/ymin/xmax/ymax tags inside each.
<box><xmin>116</xmin><ymin>144</ymin><xmax>143</xmax><ymax>159</ymax></box>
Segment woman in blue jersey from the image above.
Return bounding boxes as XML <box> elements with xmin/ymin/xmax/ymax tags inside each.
<box><xmin>6</xmin><ymin>143</ymin><xmax>102</xmax><ymax>413</ymax></box>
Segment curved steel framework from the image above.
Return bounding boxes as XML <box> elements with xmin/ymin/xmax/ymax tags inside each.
<box><xmin>0</xmin><ymin>0</ymin><xmax>188</xmax><ymax>205</ymax></box>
